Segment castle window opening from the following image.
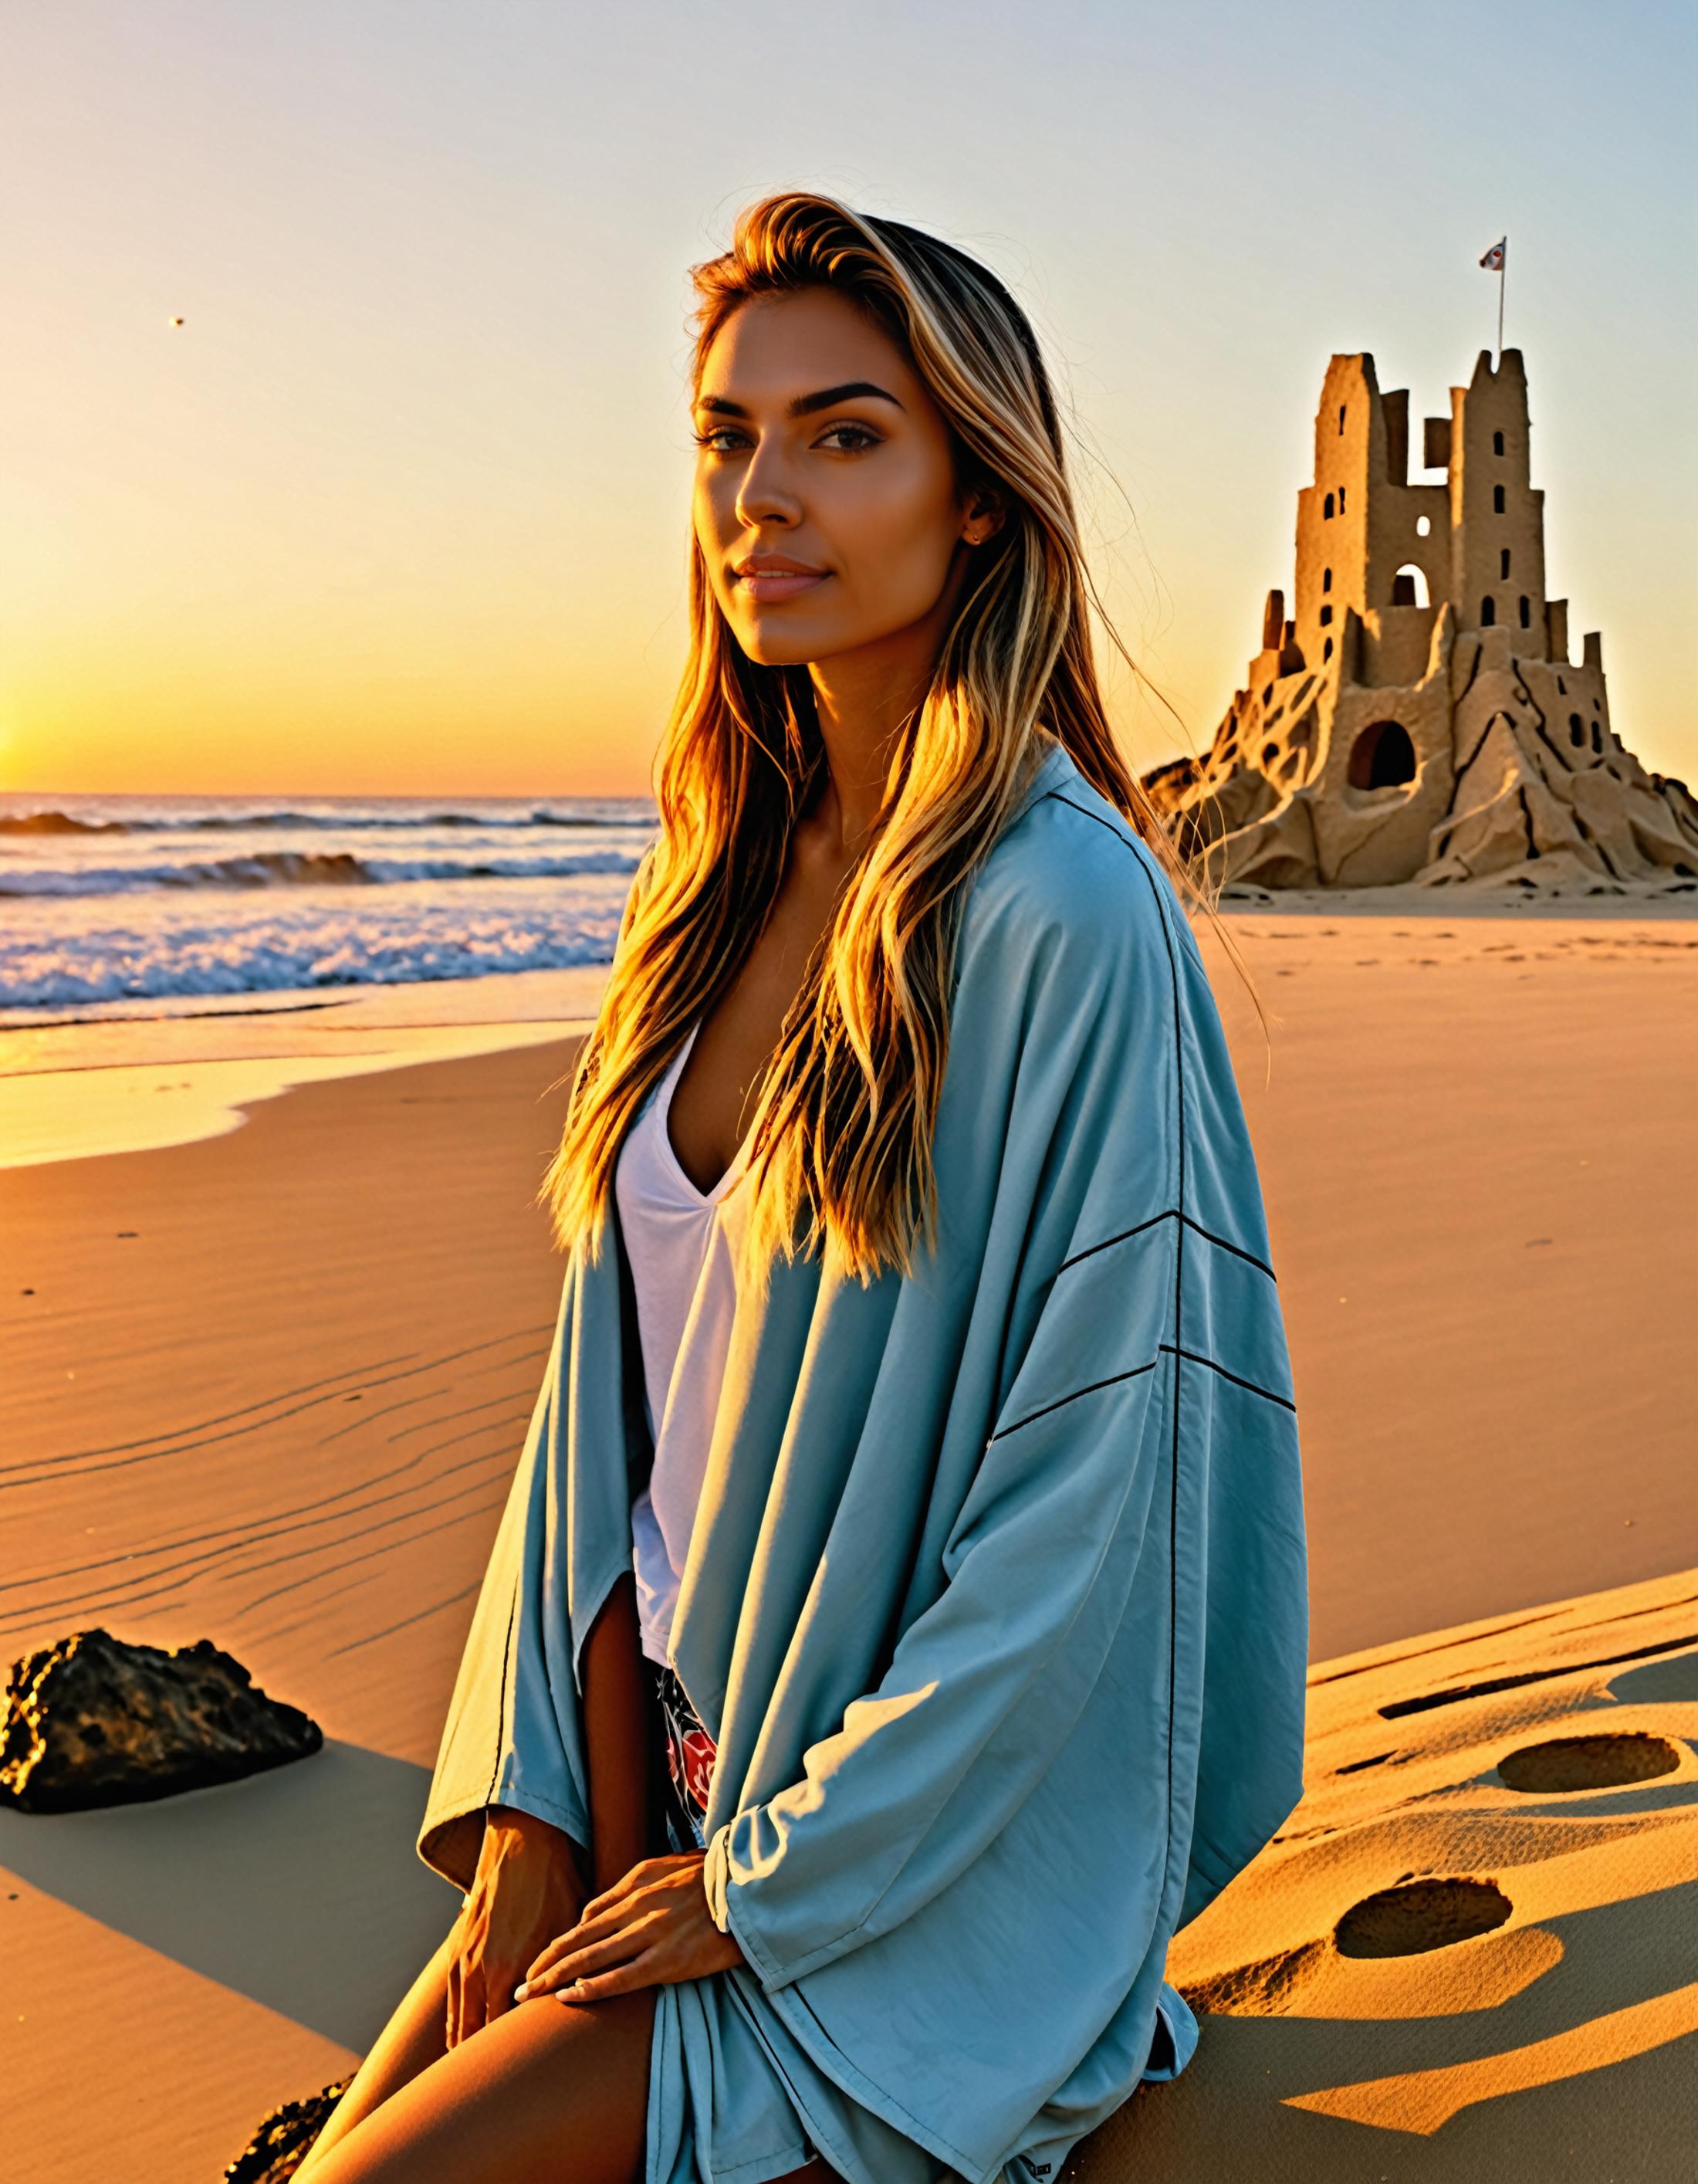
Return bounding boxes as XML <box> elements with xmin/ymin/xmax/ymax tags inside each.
<box><xmin>1493</xmin><ymin>484</ymin><xmax>1506</xmax><ymax>513</ymax></box>
<box><xmin>1339</xmin><ymin>405</ymin><xmax>1347</xmax><ymax>434</ymax></box>
<box><xmin>1319</xmin><ymin>604</ymin><xmax>1333</xmax><ymax>626</ymax></box>
<box><xmin>1493</xmin><ymin>429</ymin><xmax>1505</xmax><ymax>455</ymax></box>
<box><xmin>1324</xmin><ymin>492</ymin><xmax>1334</xmax><ymax>519</ymax></box>
<box><xmin>1500</xmin><ymin>547</ymin><xmax>1511</xmax><ymax>578</ymax></box>
<box><xmin>1323</xmin><ymin>636</ymin><xmax>1334</xmax><ymax>662</ymax></box>
<box><xmin>1519</xmin><ymin>595</ymin><xmax>1531</xmax><ymax>628</ymax></box>
<box><xmin>1481</xmin><ymin>595</ymin><xmax>1496</xmax><ymax>626</ymax></box>
<box><xmin>1261</xmin><ymin>742</ymin><xmax>1279</xmax><ymax>766</ymax></box>
<box><xmin>1392</xmin><ymin>564</ymin><xmax>1430</xmax><ymax>608</ymax></box>
<box><xmin>1416</xmin><ymin>515</ymin><xmax>1432</xmax><ymax>537</ymax></box>
<box><xmin>1323</xmin><ymin>567</ymin><xmax>1332</xmax><ymax>592</ymax></box>
<box><xmin>1262</xmin><ymin>684</ymin><xmax>1273</xmax><ymax>706</ymax></box>
<box><xmin>1558</xmin><ymin>676</ymin><xmax>1566</xmax><ymax>694</ymax></box>
<box><xmin>1591</xmin><ymin>721</ymin><xmax>1602</xmax><ymax>753</ymax></box>
<box><xmin>1569</xmin><ymin>713</ymin><xmax>1585</xmax><ymax>747</ymax></box>
<box><xmin>1348</xmin><ymin>720</ymin><xmax>1417</xmax><ymax>792</ymax></box>
<box><xmin>1338</xmin><ymin>486</ymin><xmax>1347</xmax><ymax>511</ymax></box>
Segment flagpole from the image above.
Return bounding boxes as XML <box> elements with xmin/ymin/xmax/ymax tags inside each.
<box><xmin>1498</xmin><ymin>237</ymin><xmax>1506</xmax><ymax>363</ymax></box>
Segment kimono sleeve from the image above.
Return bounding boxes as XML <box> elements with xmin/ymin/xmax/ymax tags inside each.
<box><xmin>414</xmin><ymin>1285</ymin><xmax>595</xmax><ymax>1894</ymax></box>
<box><xmin>701</xmin><ymin>837</ymin><xmax>1186</xmax><ymax>1992</ymax></box>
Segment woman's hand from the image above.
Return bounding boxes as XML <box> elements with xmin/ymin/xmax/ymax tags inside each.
<box><xmin>513</xmin><ymin>1850</ymin><xmax>748</xmax><ymax>2004</ymax></box>
<box><xmin>447</xmin><ymin>1805</ymin><xmax>587</xmax><ymax>2046</ymax></box>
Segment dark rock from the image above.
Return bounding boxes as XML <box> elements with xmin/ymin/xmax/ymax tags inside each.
<box><xmin>224</xmin><ymin>2076</ymin><xmax>355</xmax><ymax>2182</ymax></box>
<box><xmin>0</xmin><ymin>1627</ymin><xmax>322</xmax><ymax>1812</ymax></box>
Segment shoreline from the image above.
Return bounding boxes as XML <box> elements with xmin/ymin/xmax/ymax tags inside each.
<box><xmin>0</xmin><ymin>962</ymin><xmax>614</xmax><ymax>1169</ymax></box>
<box><xmin>4</xmin><ymin>897</ymin><xmax>1695</xmax><ymax>1171</ymax></box>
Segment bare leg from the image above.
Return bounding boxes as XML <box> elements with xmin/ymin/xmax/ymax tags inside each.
<box><xmin>300</xmin><ymin>1574</ymin><xmax>659</xmax><ymax>2175</ymax></box>
<box><xmin>291</xmin><ymin>1574</ymin><xmax>837</xmax><ymax>2181</ymax></box>
<box><xmin>288</xmin><ymin>1984</ymin><xmax>658</xmax><ymax>2184</ymax></box>
<box><xmin>296</xmin><ymin>1934</ymin><xmax>835</xmax><ymax>2184</ymax></box>
<box><xmin>293</xmin><ymin>1922</ymin><xmax>458</xmax><ymax>2176</ymax></box>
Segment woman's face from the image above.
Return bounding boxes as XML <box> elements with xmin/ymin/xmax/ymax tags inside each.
<box><xmin>692</xmin><ymin>286</ymin><xmax>996</xmax><ymax>668</ymax></box>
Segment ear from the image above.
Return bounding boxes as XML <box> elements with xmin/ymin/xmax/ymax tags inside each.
<box><xmin>961</xmin><ymin>485</ymin><xmax>1007</xmax><ymax>546</ymax></box>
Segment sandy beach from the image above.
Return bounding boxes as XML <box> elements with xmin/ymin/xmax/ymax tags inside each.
<box><xmin>2</xmin><ymin>899</ymin><xmax>1693</xmax><ymax>2180</ymax></box>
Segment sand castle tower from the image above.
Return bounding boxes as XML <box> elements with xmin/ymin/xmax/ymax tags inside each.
<box><xmin>1142</xmin><ymin>348</ymin><xmax>1698</xmax><ymax>891</ymax></box>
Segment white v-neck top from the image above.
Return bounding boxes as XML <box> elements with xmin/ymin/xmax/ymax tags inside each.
<box><xmin>614</xmin><ymin>1018</ymin><xmax>756</xmax><ymax>1668</ymax></box>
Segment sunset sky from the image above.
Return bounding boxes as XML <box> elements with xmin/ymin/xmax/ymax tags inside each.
<box><xmin>3</xmin><ymin>0</ymin><xmax>1693</xmax><ymax>800</ymax></box>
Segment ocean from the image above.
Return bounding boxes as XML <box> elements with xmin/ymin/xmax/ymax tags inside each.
<box><xmin>0</xmin><ymin>792</ymin><xmax>659</xmax><ymax>1027</ymax></box>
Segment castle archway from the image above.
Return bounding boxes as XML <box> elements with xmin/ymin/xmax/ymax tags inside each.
<box><xmin>1390</xmin><ymin>563</ymin><xmax>1430</xmax><ymax>608</ymax></box>
<box><xmin>1348</xmin><ymin>720</ymin><xmax>1417</xmax><ymax>791</ymax></box>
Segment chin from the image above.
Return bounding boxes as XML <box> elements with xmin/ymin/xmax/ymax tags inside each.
<box><xmin>730</xmin><ymin>615</ymin><xmax>842</xmax><ymax>669</ymax></box>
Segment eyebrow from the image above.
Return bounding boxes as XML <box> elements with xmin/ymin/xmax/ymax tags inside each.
<box><xmin>692</xmin><ymin>380</ymin><xmax>906</xmax><ymax>421</ymax></box>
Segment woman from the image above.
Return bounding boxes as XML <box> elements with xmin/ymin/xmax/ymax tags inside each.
<box><xmin>294</xmin><ymin>191</ymin><xmax>1308</xmax><ymax>2184</ymax></box>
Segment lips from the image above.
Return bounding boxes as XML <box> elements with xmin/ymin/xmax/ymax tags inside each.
<box><xmin>733</xmin><ymin>552</ymin><xmax>830</xmax><ymax>602</ymax></box>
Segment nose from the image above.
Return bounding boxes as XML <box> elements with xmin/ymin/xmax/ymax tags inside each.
<box><xmin>732</xmin><ymin>438</ymin><xmax>801</xmax><ymax>533</ymax></box>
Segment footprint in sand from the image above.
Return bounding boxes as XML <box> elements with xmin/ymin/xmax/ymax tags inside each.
<box><xmin>1334</xmin><ymin>1877</ymin><xmax>1512</xmax><ymax>1959</ymax></box>
<box><xmin>1496</xmin><ymin>1731</ymin><xmax>1681</xmax><ymax>1793</ymax></box>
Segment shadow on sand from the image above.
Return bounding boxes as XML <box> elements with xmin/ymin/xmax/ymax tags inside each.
<box><xmin>0</xmin><ymin>1739</ymin><xmax>450</xmax><ymax>2051</ymax></box>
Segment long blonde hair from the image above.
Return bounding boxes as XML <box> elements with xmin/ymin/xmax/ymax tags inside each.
<box><xmin>541</xmin><ymin>190</ymin><xmax>1242</xmax><ymax>1287</ymax></box>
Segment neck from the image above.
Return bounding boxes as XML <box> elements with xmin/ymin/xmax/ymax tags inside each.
<box><xmin>803</xmin><ymin>669</ymin><xmax>918</xmax><ymax>855</ymax></box>
<box><xmin>803</xmin><ymin>566</ymin><xmax>971</xmax><ymax>857</ymax></box>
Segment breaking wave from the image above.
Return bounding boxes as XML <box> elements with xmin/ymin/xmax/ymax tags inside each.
<box><xmin>0</xmin><ymin>846</ymin><xmax>642</xmax><ymax>899</ymax></box>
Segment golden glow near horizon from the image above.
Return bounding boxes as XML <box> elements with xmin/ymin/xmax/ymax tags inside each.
<box><xmin>2</xmin><ymin>4</ymin><xmax>1692</xmax><ymax>801</ymax></box>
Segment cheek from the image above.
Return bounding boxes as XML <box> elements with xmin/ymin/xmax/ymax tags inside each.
<box><xmin>693</xmin><ymin>476</ymin><xmax>742</xmax><ymax>614</ymax></box>
<box><xmin>831</xmin><ymin>455</ymin><xmax>959</xmax><ymax>609</ymax></box>
<box><xmin>693</xmin><ymin>471</ymin><xmax>737</xmax><ymax>550</ymax></box>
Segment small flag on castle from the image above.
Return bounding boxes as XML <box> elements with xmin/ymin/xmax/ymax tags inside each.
<box><xmin>1480</xmin><ymin>237</ymin><xmax>1507</xmax><ymax>361</ymax></box>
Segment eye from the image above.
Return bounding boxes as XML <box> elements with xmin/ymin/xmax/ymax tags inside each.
<box><xmin>691</xmin><ymin>426</ymin><xmax>746</xmax><ymax>454</ymax></box>
<box><xmin>817</xmin><ymin>422</ymin><xmax>882</xmax><ymax>453</ymax></box>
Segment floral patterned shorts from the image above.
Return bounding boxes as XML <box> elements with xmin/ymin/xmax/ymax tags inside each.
<box><xmin>646</xmin><ymin>1655</ymin><xmax>718</xmax><ymax>1854</ymax></box>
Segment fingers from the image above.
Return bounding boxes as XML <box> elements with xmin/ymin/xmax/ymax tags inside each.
<box><xmin>459</xmin><ymin>1952</ymin><xmax>486</xmax><ymax>2041</ymax></box>
<box><xmin>445</xmin><ymin>1949</ymin><xmax>465</xmax><ymax>2050</ymax></box>
<box><xmin>522</xmin><ymin>1910</ymin><xmax>608</xmax><ymax>1988</ymax></box>
<box><xmin>519</xmin><ymin>1870</ymin><xmax>641</xmax><ymax>1990</ymax></box>
<box><xmin>516</xmin><ymin>1916</ymin><xmax>654</xmax><ymax>2004</ymax></box>
<box><xmin>522</xmin><ymin>1942</ymin><xmax>658</xmax><ymax>2006</ymax></box>
<box><xmin>448</xmin><ymin>1949</ymin><xmax>531</xmax><ymax>2042</ymax></box>
<box><xmin>573</xmin><ymin>1858</ymin><xmax>653</xmax><ymax>1925</ymax></box>
<box><xmin>550</xmin><ymin>1957</ymin><xmax>651</xmax><ymax>2004</ymax></box>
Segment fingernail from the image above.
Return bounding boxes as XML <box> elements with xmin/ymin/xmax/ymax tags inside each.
<box><xmin>513</xmin><ymin>1982</ymin><xmax>529</xmax><ymax>2002</ymax></box>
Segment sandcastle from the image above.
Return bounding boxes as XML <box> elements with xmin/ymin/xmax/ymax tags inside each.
<box><xmin>1142</xmin><ymin>347</ymin><xmax>1698</xmax><ymax>892</ymax></box>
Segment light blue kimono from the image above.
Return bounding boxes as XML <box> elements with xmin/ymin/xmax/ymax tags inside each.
<box><xmin>418</xmin><ymin>736</ymin><xmax>1310</xmax><ymax>2184</ymax></box>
